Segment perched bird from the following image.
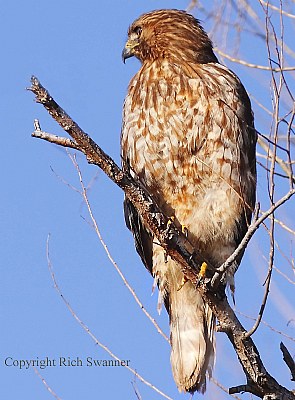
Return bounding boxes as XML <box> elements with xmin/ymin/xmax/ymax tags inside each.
<box><xmin>121</xmin><ymin>9</ymin><xmax>256</xmax><ymax>394</ymax></box>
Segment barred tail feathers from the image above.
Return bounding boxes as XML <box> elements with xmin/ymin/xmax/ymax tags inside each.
<box><xmin>168</xmin><ymin>267</ymin><xmax>215</xmax><ymax>393</ymax></box>
<box><xmin>166</xmin><ymin>263</ymin><xmax>215</xmax><ymax>393</ymax></box>
<box><xmin>153</xmin><ymin>247</ymin><xmax>215</xmax><ymax>393</ymax></box>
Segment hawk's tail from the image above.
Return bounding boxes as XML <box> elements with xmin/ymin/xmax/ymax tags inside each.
<box><xmin>169</xmin><ymin>275</ymin><xmax>215</xmax><ymax>393</ymax></box>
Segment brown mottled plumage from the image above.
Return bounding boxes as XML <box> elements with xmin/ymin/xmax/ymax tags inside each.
<box><xmin>121</xmin><ymin>9</ymin><xmax>256</xmax><ymax>394</ymax></box>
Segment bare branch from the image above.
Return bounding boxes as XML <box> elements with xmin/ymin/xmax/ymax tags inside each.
<box><xmin>236</xmin><ymin>310</ymin><xmax>295</xmax><ymax>343</ymax></box>
<box><xmin>33</xmin><ymin>367</ymin><xmax>62</xmax><ymax>400</ymax></box>
<box><xmin>259</xmin><ymin>1</ymin><xmax>295</xmax><ymax>19</ymax></box>
<box><xmin>211</xmin><ymin>377</ymin><xmax>242</xmax><ymax>400</ymax></box>
<box><xmin>214</xmin><ymin>48</ymin><xmax>295</xmax><ymax>71</ymax></box>
<box><xmin>211</xmin><ymin>189</ymin><xmax>295</xmax><ymax>287</ymax></box>
<box><xmin>29</xmin><ymin>77</ymin><xmax>295</xmax><ymax>400</ymax></box>
<box><xmin>131</xmin><ymin>378</ymin><xmax>143</xmax><ymax>400</ymax></box>
<box><xmin>211</xmin><ymin>203</ymin><xmax>260</xmax><ymax>288</ymax></box>
<box><xmin>46</xmin><ymin>235</ymin><xmax>173</xmax><ymax>400</ymax></box>
<box><xmin>33</xmin><ymin>119</ymin><xmax>79</xmax><ymax>150</ymax></box>
<box><xmin>211</xmin><ymin>187</ymin><xmax>295</xmax><ymax>287</ymax></box>
<box><xmin>280</xmin><ymin>342</ymin><xmax>295</xmax><ymax>381</ymax></box>
<box><xmin>229</xmin><ymin>384</ymin><xmax>262</xmax><ymax>398</ymax></box>
<box><xmin>258</xmin><ymin>136</ymin><xmax>295</xmax><ymax>184</ymax></box>
<box><xmin>261</xmin><ymin>242</ymin><xmax>295</xmax><ymax>285</ymax></box>
<box><xmin>244</xmin><ymin>255</ymin><xmax>273</xmax><ymax>338</ymax></box>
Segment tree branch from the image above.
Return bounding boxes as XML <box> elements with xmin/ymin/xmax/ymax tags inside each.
<box><xmin>280</xmin><ymin>342</ymin><xmax>295</xmax><ymax>382</ymax></box>
<box><xmin>68</xmin><ymin>152</ymin><xmax>169</xmax><ymax>342</ymax></box>
<box><xmin>28</xmin><ymin>76</ymin><xmax>295</xmax><ymax>400</ymax></box>
<box><xmin>28</xmin><ymin>76</ymin><xmax>213</xmax><ymax>283</ymax></box>
<box><xmin>33</xmin><ymin>119</ymin><xmax>79</xmax><ymax>150</ymax></box>
<box><xmin>211</xmin><ymin>188</ymin><xmax>295</xmax><ymax>288</ymax></box>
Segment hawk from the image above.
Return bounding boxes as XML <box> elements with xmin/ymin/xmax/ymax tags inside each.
<box><xmin>121</xmin><ymin>9</ymin><xmax>256</xmax><ymax>394</ymax></box>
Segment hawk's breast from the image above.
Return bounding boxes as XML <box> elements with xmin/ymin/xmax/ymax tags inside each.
<box><xmin>121</xmin><ymin>60</ymin><xmax>255</xmax><ymax>263</ymax></box>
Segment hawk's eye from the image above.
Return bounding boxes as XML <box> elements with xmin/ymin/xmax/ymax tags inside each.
<box><xmin>133</xmin><ymin>26</ymin><xmax>142</xmax><ymax>37</ymax></box>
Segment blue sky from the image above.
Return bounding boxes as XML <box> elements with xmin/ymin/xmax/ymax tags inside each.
<box><xmin>1</xmin><ymin>1</ymin><xmax>294</xmax><ymax>399</ymax></box>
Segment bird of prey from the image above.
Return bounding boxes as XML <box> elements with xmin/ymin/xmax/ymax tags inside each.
<box><xmin>121</xmin><ymin>9</ymin><xmax>256</xmax><ymax>394</ymax></box>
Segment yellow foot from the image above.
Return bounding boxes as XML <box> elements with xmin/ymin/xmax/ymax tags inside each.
<box><xmin>177</xmin><ymin>275</ymin><xmax>188</xmax><ymax>291</ymax></box>
<box><xmin>199</xmin><ymin>262</ymin><xmax>208</xmax><ymax>278</ymax></box>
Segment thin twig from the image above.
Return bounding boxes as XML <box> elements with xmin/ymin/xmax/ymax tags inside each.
<box><xmin>258</xmin><ymin>136</ymin><xmax>295</xmax><ymax>183</ymax></box>
<box><xmin>273</xmin><ymin>265</ymin><xmax>295</xmax><ymax>285</ymax></box>
<box><xmin>186</xmin><ymin>0</ymin><xmax>199</xmax><ymax>12</ymax></box>
<box><xmin>211</xmin><ymin>203</ymin><xmax>260</xmax><ymax>287</ymax></box>
<box><xmin>256</xmin><ymin>230</ymin><xmax>295</xmax><ymax>284</ymax></box>
<box><xmin>214</xmin><ymin>48</ymin><xmax>295</xmax><ymax>71</ymax></box>
<box><xmin>68</xmin><ymin>152</ymin><xmax>169</xmax><ymax>342</ymax></box>
<box><xmin>260</xmin><ymin>0</ymin><xmax>295</xmax><ymax>19</ymax></box>
<box><xmin>236</xmin><ymin>310</ymin><xmax>295</xmax><ymax>342</ymax></box>
<box><xmin>244</xmin><ymin>0</ymin><xmax>280</xmax><ymax>340</ymax></box>
<box><xmin>273</xmin><ymin>217</ymin><xmax>295</xmax><ymax>237</ymax></box>
<box><xmin>211</xmin><ymin>377</ymin><xmax>242</xmax><ymax>400</ymax></box>
<box><xmin>257</xmin><ymin>158</ymin><xmax>290</xmax><ymax>180</ymax></box>
<box><xmin>33</xmin><ymin>119</ymin><xmax>78</xmax><ymax>150</ymax></box>
<box><xmin>33</xmin><ymin>367</ymin><xmax>62</xmax><ymax>400</ymax></box>
<box><xmin>260</xmin><ymin>243</ymin><xmax>295</xmax><ymax>285</ymax></box>
<box><xmin>244</xmin><ymin>258</ymin><xmax>273</xmax><ymax>338</ymax></box>
<box><xmin>45</xmin><ymin>235</ymin><xmax>173</xmax><ymax>400</ymax></box>
<box><xmin>211</xmin><ymin>186</ymin><xmax>295</xmax><ymax>287</ymax></box>
<box><xmin>132</xmin><ymin>377</ymin><xmax>143</xmax><ymax>400</ymax></box>
<box><xmin>50</xmin><ymin>165</ymin><xmax>81</xmax><ymax>195</ymax></box>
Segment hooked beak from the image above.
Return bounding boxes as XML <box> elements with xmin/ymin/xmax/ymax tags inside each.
<box><xmin>122</xmin><ymin>39</ymin><xmax>140</xmax><ymax>63</ymax></box>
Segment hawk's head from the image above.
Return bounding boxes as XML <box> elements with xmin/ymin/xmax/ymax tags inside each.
<box><xmin>122</xmin><ymin>9</ymin><xmax>218</xmax><ymax>64</ymax></box>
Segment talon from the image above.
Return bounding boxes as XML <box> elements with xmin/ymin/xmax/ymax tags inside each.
<box><xmin>177</xmin><ymin>275</ymin><xmax>188</xmax><ymax>291</ymax></box>
<box><xmin>167</xmin><ymin>216</ymin><xmax>175</xmax><ymax>227</ymax></box>
<box><xmin>181</xmin><ymin>225</ymin><xmax>188</xmax><ymax>236</ymax></box>
<box><xmin>199</xmin><ymin>262</ymin><xmax>208</xmax><ymax>278</ymax></box>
